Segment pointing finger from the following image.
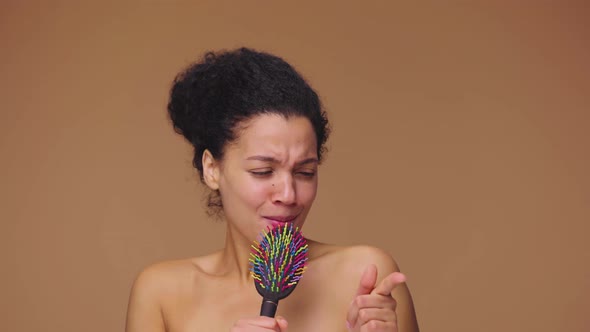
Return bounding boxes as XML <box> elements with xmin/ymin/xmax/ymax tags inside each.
<box><xmin>372</xmin><ymin>272</ymin><xmax>406</xmax><ymax>297</ymax></box>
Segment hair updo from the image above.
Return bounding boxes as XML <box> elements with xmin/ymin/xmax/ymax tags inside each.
<box><xmin>167</xmin><ymin>47</ymin><xmax>330</xmax><ymax>211</ymax></box>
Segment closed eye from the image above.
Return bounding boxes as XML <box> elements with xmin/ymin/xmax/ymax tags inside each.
<box><xmin>249</xmin><ymin>170</ymin><xmax>273</xmax><ymax>177</ymax></box>
<box><xmin>297</xmin><ymin>171</ymin><xmax>316</xmax><ymax>178</ymax></box>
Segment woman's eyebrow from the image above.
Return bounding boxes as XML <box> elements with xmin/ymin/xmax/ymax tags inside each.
<box><xmin>245</xmin><ymin>156</ymin><xmax>318</xmax><ymax>166</ymax></box>
<box><xmin>295</xmin><ymin>157</ymin><xmax>319</xmax><ymax>166</ymax></box>
<box><xmin>246</xmin><ymin>155</ymin><xmax>279</xmax><ymax>163</ymax></box>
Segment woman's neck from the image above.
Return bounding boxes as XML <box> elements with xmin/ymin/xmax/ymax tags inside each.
<box><xmin>219</xmin><ymin>226</ymin><xmax>255</xmax><ymax>285</ymax></box>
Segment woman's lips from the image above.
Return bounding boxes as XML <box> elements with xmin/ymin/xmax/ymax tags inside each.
<box><xmin>263</xmin><ymin>215</ymin><xmax>298</xmax><ymax>225</ymax></box>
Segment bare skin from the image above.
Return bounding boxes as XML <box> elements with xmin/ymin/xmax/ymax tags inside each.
<box><xmin>125</xmin><ymin>114</ymin><xmax>419</xmax><ymax>332</ymax></box>
<box><xmin>126</xmin><ymin>242</ymin><xmax>418</xmax><ymax>332</ymax></box>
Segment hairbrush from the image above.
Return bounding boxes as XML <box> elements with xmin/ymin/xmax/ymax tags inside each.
<box><xmin>249</xmin><ymin>223</ymin><xmax>309</xmax><ymax>317</ymax></box>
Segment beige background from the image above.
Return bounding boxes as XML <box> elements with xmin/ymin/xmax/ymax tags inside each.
<box><xmin>1</xmin><ymin>2</ymin><xmax>589</xmax><ymax>331</ymax></box>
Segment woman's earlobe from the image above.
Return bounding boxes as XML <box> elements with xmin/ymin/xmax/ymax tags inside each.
<box><xmin>202</xmin><ymin>149</ymin><xmax>220</xmax><ymax>190</ymax></box>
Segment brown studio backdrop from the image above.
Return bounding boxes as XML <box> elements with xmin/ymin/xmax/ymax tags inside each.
<box><xmin>1</xmin><ymin>2</ymin><xmax>589</xmax><ymax>332</ymax></box>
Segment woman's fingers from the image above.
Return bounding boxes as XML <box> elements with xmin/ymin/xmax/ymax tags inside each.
<box><xmin>346</xmin><ymin>270</ymin><xmax>408</xmax><ymax>331</ymax></box>
<box><xmin>276</xmin><ymin>315</ymin><xmax>288</xmax><ymax>332</ymax></box>
<box><xmin>231</xmin><ymin>316</ymin><xmax>286</xmax><ymax>331</ymax></box>
<box><xmin>359</xmin><ymin>320</ymin><xmax>397</xmax><ymax>332</ymax></box>
<box><xmin>372</xmin><ymin>272</ymin><xmax>406</xmax><ymax>297</ymax></box>
<box><xmin>346</xmin><ymin>294</ymin><xmax>397</xmax><ymax>327</ymax></box>
<box><xmin>356</xmin><ymin>308</ymin><xmax>396</xmax><ymax>325</ymax></box>
<box><xmin>355</xmin><ymin>264</ymin><xmax>378</xmax><ymax>297</ymax></box>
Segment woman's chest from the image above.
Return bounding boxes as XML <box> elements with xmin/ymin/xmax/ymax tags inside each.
<box><xmin>163</xmin><ymin>279</ymin><xmax>348</xmax><ymax>332</ymax></box>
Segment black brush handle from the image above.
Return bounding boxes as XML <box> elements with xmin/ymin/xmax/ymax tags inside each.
<box><xmin>260</xmin><ymin>298</ymin><xmax>278</xmax><ymax>317</ymax></box>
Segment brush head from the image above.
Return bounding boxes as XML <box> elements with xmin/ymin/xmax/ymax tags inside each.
<box><xmin>249</xmin><ymin>223</ymin><xmax>309</xmax><ymax>302</ymax></box>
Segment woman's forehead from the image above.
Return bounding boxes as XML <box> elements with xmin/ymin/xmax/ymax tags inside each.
<box><xmin>230</xmin><ymin>114</ymin><xmax>318</xmax><ymax>157</ymax></box>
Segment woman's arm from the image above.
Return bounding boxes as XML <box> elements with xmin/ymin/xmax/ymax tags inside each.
<box><xmin>391</xmin><ymin>270</ymin><xmax>419</xmax><ymax>332</ymax></box>
<box><xmin>125</xmin><ymin>266</ymin><xmax>167</xmax><ymax>332</ymax></box>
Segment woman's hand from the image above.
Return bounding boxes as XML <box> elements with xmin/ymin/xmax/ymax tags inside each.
<box><xmin>346</xmin><ymin>265</ymin><xmax>406</xmax><ymax>332</ymax></box>
<box><xmin>230</xmin><ymin>316</ymin><xmax>288</xmax><ymax>332</ymax></box>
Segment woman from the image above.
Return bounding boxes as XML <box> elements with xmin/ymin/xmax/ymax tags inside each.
<box><xmin>125</xmin><ymin>48</ymin><xmax>419</xmax><ymax>332</ymax></box>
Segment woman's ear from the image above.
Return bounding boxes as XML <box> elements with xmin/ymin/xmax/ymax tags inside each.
<box><xmin>202</xmin><ymin>149</ymin><xmax>220</xmax><ymax>190</ymax></box>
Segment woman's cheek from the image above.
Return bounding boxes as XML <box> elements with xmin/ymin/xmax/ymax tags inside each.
<box><xmin>243</xmin><ymin>179</ymin><xmax>273</xmax><ymax>203</ymax></box>
<box><xmin>299</xmin><ymin>179</ymin><xmax>318</xmax><ymax>203</ymax></box>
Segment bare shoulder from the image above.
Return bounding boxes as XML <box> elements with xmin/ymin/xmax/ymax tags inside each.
<box><xmin>307</xmin><ymin>242</ymin><xmax>401</xmax><ymax>298</ymax></box>
<box><xmin>340</xmin><ymin>244</ymin><xmax>400</xmax><ymax>275</ymax></box>
<box><xmin>310</xmin><ymin>242</ymin><xmax>400</xmax><ymax>279</ymax></box>
<box><xmin>131</xmin><ymin>258</ymin><xmax>198</xmax><ymax>292</ymax></box>
<box><xmin>129</xmin><ymin>252</ymin><xmax>223</xmax><ymax>301</ymax></box>
<box><xmin>125</xmin><ymin>255</ymin><xmax>215</xmax><ymax>332</ymax></box>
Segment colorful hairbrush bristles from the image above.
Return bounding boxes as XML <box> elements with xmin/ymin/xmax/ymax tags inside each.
<box><xmin>249</xmin><ymin>223</ymin><xmax>308</xmax><ymax>317</ymax></box>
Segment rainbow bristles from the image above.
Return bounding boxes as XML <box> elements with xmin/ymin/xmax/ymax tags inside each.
<box><xmin>249</xmin><ymin>223</ymin><xmax>308</xmax><ymax>297</ymax></box>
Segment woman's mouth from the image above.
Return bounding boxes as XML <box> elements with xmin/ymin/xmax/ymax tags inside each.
<box><xmin>263</xmin><ymin>215</ymin><xmax>298</xmax><ymax>226</ymax></box>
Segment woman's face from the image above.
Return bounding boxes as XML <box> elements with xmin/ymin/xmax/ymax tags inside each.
<box><xmin>208</xmin><ymin>113</ymin><xmax>319</xmax><ymax>242</ymax></box>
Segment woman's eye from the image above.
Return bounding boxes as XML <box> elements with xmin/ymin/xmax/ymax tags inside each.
<box><xmin>250</xmin><ymin>170</ymin><xmax>273</xmax><ymax>176</ymax></box>
<box><xmin>297</xmin><ymin>171</ymin><xmax>316</xmax><ymax>178</ymax></box>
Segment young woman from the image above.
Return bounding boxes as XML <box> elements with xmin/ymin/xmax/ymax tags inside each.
<box><xmin>125</xmin><ymin>48</ymin><xmax>419</xmax><ymax>332</ymax></box>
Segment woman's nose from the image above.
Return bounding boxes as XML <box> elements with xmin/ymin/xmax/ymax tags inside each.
<box><xmin>272</xmin><ymin>175</ymin><xmax>296</xmax><ymax>205</ymax></box>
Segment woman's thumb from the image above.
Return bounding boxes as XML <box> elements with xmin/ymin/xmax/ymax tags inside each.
<box><xmin>276</xmin><ymin>315</ymin><xmax>288</xmax><ymax>331</ymax></box>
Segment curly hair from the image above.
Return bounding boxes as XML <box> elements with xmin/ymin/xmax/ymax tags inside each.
<box><xmin>167</xmin><ymin>47</ymin><xmax>330</xmax><ymax>213</ymax></box>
